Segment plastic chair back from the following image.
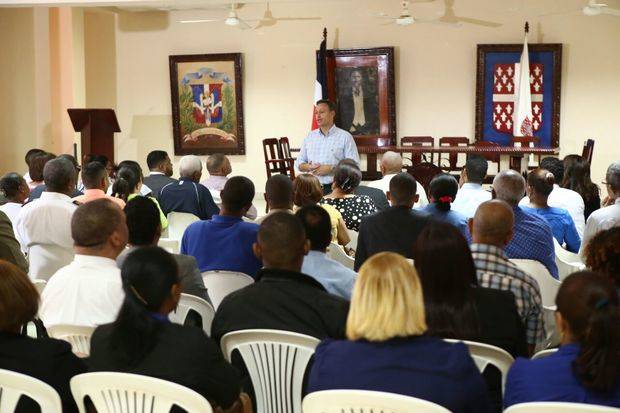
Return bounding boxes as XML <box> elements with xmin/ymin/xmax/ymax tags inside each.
<box><xmin>221</xmin><ymin>329</ymin><xmax>319</xmax><ymax>413</ymax></box>
<box><xmin>302</xmin><ymin>389</ymin><xmax>450</xmax><ymax>413</ymax></box>
<box><xmin>0</xmin><ymin>368</ymin><xmax>63</xmax><ymax>413</ymax></box>
<box><xmin>28</xmin><ymin>244</ymin><xmax>74</xmax><ymax>281</ymax></box>
<box><xmin>532</xmin><ymin>348</ymin><xmax>558</xmax><ymax>360</ymax></box>
<box><xmin>33</xmin><ymin>279</ymin><xmax>47</xmax><ymax>294</ymax></box>
<box><xmin>167</xmin><ymin>212</ymin><xmax>200</xmax><ymax>241</ymax></box>
<box><xmin>158</xmin><ymin>237</ymin><xmax>180</xmax><ymax>254</ymax></box>
<box><xmin>169</xmin><ymin>293</ymin><xmax>215</xmax><ymax>335</ymax></box>
<box><xmin>345</xmin><ymin>229</ymin><xmax>358</xmax><ymax>250</ymax></box>
<box><xmin>326</xmin><ymin>242</ymin><xmax>354</xmax><ymax>270</ymax></box>
<box><xmin>553</xmin><ymin>238</ymin><xmax>584</xmax><ymax>281</ymax></box>
<box><xmin>510</xmin><ymin>259</ymin><xmax>561</xmax><ymax>307</ymax></box>
<box><xmin>47</xmin><ymin>325</ymin><xmax>95</xmax><ymax>357</ymax></box>
<box><xmin>70</xmin><ymin>372</ymin><xmax>213</xmax><ymax>413</ymax></box>
<box><xmin>505</xmin><ymin>401</ymin><xmax>618</xmax><ymax>413</ymax></box>
<box><xmin>202</xmin><ymin>270</ymin><xmax>254</xmax><ymax>310</ymax></box>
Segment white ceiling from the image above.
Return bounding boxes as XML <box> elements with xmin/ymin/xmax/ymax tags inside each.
<box><xmin>0</xmin><ymin>0</ymin><xmax>326</xmax><ymax>9</ymax></box>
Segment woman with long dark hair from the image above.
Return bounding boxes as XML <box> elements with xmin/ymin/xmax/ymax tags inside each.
<box><xmin>505</xmin><ymin>272</ymin><xmax>620</xmax><ymax>407</ymax></box>
<box><xmin>418</xmin><ymin>174</ymin><xmax>469</xmax><ymax>237</ymax></box>
<box><xmin>562</xmin><ymin>155</ymin><xmax>601</xmax><ymax>220</ymax></box>
<box><xmin>89</xmin><ymin>247</ymin><xmax>244</xmax><ymax>411</ymax></box>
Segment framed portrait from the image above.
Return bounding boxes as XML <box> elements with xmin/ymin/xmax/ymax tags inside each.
<box><xmin>323</xmin><ymin>47</ymin><xmax>396</xmax><ymax>147</ymax></box>
<box><xmin>169</xmin><ymin>53</ymin><xmax>245</xmax><ymax>155</ymax></box>
<box><xmin>475</xmin><ymin>43</ymin><xmax>562</xmax><ymax>148</ymax></box>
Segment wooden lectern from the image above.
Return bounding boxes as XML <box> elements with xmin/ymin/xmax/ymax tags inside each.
<box><xmin>67</xmin><ymin>109</ymin><xmax>120</xmax><ymax>164</ymax></box>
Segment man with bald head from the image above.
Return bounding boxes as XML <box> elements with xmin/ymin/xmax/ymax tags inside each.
<box><xmin>492</xmin><ymin>170</ymin><xmax>558</xmax><ymax>279</ymax></box>
<box><xmin>367</xmin><ymin>151</ymin><xmax>428</xmax><ymax>207</ymax></box>
<box><xmin>40</xmin><ymin>199</ymin><xmax>128</xmax><ymax>328</ymax></box>
<box><xmin>469</xmin><ymin>200</ymin><xmax>545</xmax><ymax>352</ymax></box>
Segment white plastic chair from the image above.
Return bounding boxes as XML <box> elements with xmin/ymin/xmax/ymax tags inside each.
<box><xmin>221</xmin><ymin>329</ymin><xmax>320</xmax><ymax>413</ymax></box>
<box><xmin>28</xmin><ymin>244</ymin><xmax>74</xmax><ymax>281</ymax></box>
<box><xmin>47</xmin><ymin>325</ymin><xmax>95</xmax><ymax>357</ymax></box>
<box><xmin>345</xmin><ymin>229</ymin><xmax>358</xmax><ymax>250</ymax></box>
<box><xmin>202</xmin><ymin>270</ymin><xmax>254</xmax><ymax>310</ymax></box>
<box><xmin>167</xmin><ymin>212</ymin><xmax>200</xmax><ymax>241</ymax></box>
<box><xmin>0</xmin><ymin>368</ymin><xmax>63</xmax><ymax>413</ymax></box>
<box><xmin>70</xmin><ymin>372</ymin><xmax>213</xmax><ymax>413</ymax></box>
<box><xmin>510</xmin><ymin>259</ymin><xmax>561</xmax><ymax>307</ymax></box>
<box><xmin>157</xmin><ymin>237</ymin><xmax>180</xmax><ymax>254</ymax></box>
<box><xmin>444</xmin><ymin>339</ymin><xmax>514</xmax><ymax>395</ymax></box>
<box><xmin>504</xmin><ymin>402</ymin><xmax>620</xmax><ymax>412</ymax></box>
<box><xmin>169</xmin><ymin>293</ymin><xmax>215</xmax><ymax>335</ymax></box>
<box><xmin>326</xmin><ymin>242</ymin><xmax>354</xmax><ymax>270</ymax></box>
<box><xmin>553</xmin><ymin>239</ymin><xmax>585</xmax><ymax>281</ymax></box>
<box><xmin>302</xmin><ymin>390</ymin><xmax>450</xmax><ymax>413</ymax></box>
<box><xmin>32</xmin><ymin>279</ymin><xmax>46</xmax><ymax>294</ymax></box>
<box><xmin>532</xmin><ymin>348</ymin><xmax>559</xmax><ymax>360</ymax></box>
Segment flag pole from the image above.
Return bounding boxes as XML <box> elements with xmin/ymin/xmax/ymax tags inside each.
<box><xmin>323</xmin><ymin>27</ymin><xmax>327</xmax><ymax>42</ymax></box>
<box><xmin>524</xmin><ymin>21</ymin><xmax>529</xmax><ymax>34</ymax></box>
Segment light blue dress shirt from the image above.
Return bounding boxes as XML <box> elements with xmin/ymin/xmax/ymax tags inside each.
<box><xmin>294</xmin><ymin>125</ymin><xmax>360</xmax><ymax>185</ymax></box>
<box><xmin>451</xmin><ymin>183</ymin><xmax>492</xmax><ymax>219</ymax></box>
<box><xmin>301</xmin><ymin>250</ymin><xmax>356</xmax><ymax>300</ymax></box>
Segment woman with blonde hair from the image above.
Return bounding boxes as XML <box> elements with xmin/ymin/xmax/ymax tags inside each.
<box><xmin>306</xmin><ymin>252</ymin><xmax>492</xmax><ymax>413</ymax></box>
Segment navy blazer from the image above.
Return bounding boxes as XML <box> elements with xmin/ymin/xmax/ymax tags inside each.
<box><xmin>307</xmin><ymin>336</ymin><xmax>492</xmax><ymax>413</ymax></box>
<box><xmin>158</xmin><ymin>179</ymin><xmax>219</xmax><ymax>220</ymax></box>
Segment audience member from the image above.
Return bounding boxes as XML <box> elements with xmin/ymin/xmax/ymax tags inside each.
<box><xmin>23</xmin><ymin>148</ymin><xmax>46</xmax><ymax>187</ymax></box>
<box><xmin>581</xmin><ymin>161</ymin><xmax>620</xmax><ymax>256</ymax></box>
<box><xmin>40</xmin><ymin>199</ymin><xmax>127</xmax><ymax>328</ymax></box>
<box><xmin>321</xmin><ymin>162</ymin><xmax>376</xmax><ymax>231</ymax></box>
<box><xmin>452</xmin><ymin>155</ymin><xmax>492</xmax><ymax>218</ymax></box>
<box><xmin>562</xmin><ymin>154</ymin><xmax>601</xmax><ymax>220</ymax></box>
<box><xmin>523</xmin><ymin>168</ymin><xmax>580</xmax><ymax>253</ymax></box>
<box><xmin>0</xmin><ymin>211</ymin><xmax>28</xmax><ymax>273</ymax></box>
<box><xmin>297</xmin><ymin>205</ymin><xmax>356</xmax><ymax>300</ymax></box>
<box><xmin>82</xmin><ymin>154</ymin><xmax>114</xmax><ymax>179</ymax></box>
<box><xmin>293</xmin><ymin>173</ymin><xmax>350</xmax><ymax>246</ymax></box>
<box><xmin>211</xmin><ymin>212</ymin><xmax>349</xmax><ymax>342</ymax></box>
<box><xmin>116</xmin><ymin>160</ymin><xmax>152</xmax><ymax>197</ymax></box>
<box><xmin>89</xmin><ymin>247</ymin><xmax>245</xmax><ymax>411</ymax></box>
<box><xmin>0</xmin><ymin>172</ymin><xmax>29</xmax><ymax>225</ymax></box>
<box><xmin>159</xmin><ymin>155</ymin><xmax>219</xmax><ymax>220</ymax></box>
<box><xmin>255</xmin><ymin>174</ymin><xmax>294</xmax><ymax>224</ymax></box>
<box><xmin>118</xmin><ymin>196</ymin><xmax>210</xmax><ymax>303</ymax></box>
<box><xmin>469</xmin><ymin>200</ymin><xmax>545</xmax><ymax>353</ymax></box>
<box><xmin>26</xmin><ymin>151</ymin><xmax>54</xmax><ymax>190</ymax></box>
<box><xmin>28</xmin><ymin>154</ymin><xmax>83</xmax><ymax>200</ymax></box>
<box><xmin>72</xmin><ymin>161</ymin><xmax>125</xmax><ymax>208</ymax></box>
<box><xmin>418</xmin><ymin>174</ymin><xmax>469</xmax><ymax>237</ymax></box>
<box><xmin>181</xmin><ymin>176</ymin><xmax>262</xmax><ymax>277</ymax></box>
<box><xmin>112</xmin><ymin>166</ymin><xmax>168</xmax><ymax>230</ymax></box>
<box><xmin>505</xmin><ymin>272</ymin><xmax>620</xmax><ymax>408</ymax></box>
<box><xmin>584</xmin><ymin>227</ymin><xmax>620</xmax><ymax>291</ymax></box>
<box><xmin>143</xmin><ymin>150</ymin><xmax>176</xmax><ymax>198</ymax></box>
<box><xmin>307</xmin><ymin>252</ymin><xmax>492</xmax><ymax>413</ymax></box>
<box><xmin>338</xmin><ymin>158</ymin><xmax>389</xmax><ymax>211</ymax></box>
<box><xmin>520</xmin><ymin>157</ymin><xmax>585</xmax><ymax>238</ymax></box>
<box><xmin>492</xmin><ymin>170</ymin><xmax>558</xmax><ymax>278</ymax></box>
<box><xmin>15</xmin><ymin>157</ymin><xmax>79</xmax><ymax>279</ymax></box>
<box><xmin>366</xmin><ymin>151</ymin><xmax>428</xmax><ymax>207</ymax></box>
<box><xmin>354</xmin><ymin>172</ymin><xmax>430</xmax><ymax>270</ymax></box>
<box><xmin>0</xmin><ymin>261</ymin><xmax>86</xmax><ymax>413</ymax></box>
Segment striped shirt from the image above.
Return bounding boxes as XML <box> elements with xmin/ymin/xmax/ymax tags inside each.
<box><xmin>471</xmin><ymin>243</ymin><xmax>545</xmax><ymax>345</ymax></box>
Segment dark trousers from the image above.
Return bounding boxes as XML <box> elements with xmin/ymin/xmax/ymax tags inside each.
<box><xmin>322</xmin><ymin>183</ymin><xmax>332</xmax><ymax>196</ymax></box>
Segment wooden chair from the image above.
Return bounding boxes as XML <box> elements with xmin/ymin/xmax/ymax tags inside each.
<box><xmin>406</xmin><ymin>162</ymin><xmax>443</xmax><ymax>201</ymax></box>
<box><xmin>262</xmin><ymin>138</ymin><xmax>295</xmax><ymax>180</ymax></box>
<box><xmin>438</xmin><ymin>137</ymin><xmax>469</xmax><ymax>172</ymax></box>
<box><xmin>581</xmin><ymin>139</ymin><xmax>595</xmax><ymax>164</ymax></box>
<box><xmin>401</xmin><ymin>136</ymin><xmax>434</xmax><ymax>165</ymax></box>
<box><xmin>512</xmin><ymin>136</ymin><xmax>541</xmax><ymax>169</ymax></box>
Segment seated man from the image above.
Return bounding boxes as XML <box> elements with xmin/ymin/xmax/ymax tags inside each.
<box><xmin>366</xmin><ymin>151</ymin><xmax>428</xmax><ymax>208</ymax></box>
<box><xmin>181</xmin><ymin>176</ymin><xmax>262</xmax><ymax>277</ymax></box>
<box><xmin>211</xmin><ymin>212</ymin><xmax>349</xmax><ymax>343</ymax></box>
<box><xmin>117</xmin><ymin>196</ymin><xmax>210</xmax><ymax>303</ymax></box>
<box><xmin>143</xmin><ymin>150</ymin><xmax>176</xmax><ymax>199</ymax></box>
<box><xmin>23</xmin><ymin>148</ymin><xmax>46</xmax><ymax>188</ymax></box>
<box><xmin>355</xmin><ymin>172</ymin><xmax>431</xmax><ymax>271</ymax></box>
<box><xmin>40</xmin><ymin>199</ymin><xmax>128</xmax><ymax>328</ymax></box>
<box><xmin>158</xmin><ymin>155</ymin><xmax>219</xmax><ymax>220</ymax></box>
<box><xmin>452</xmin><ymin>155</ymin><xmax>492</xmax><ymax>218</ymax></box>
<box><xmin>72</xmin><ymin>161</ymin><xmax>125</xmax><ymax>208</ymax></box>
<box><xmin>255</xmin><ymin>174</ymin><xmax>294</xmax><ymax>224</ymax></box>
<box><xmin>297</xmin><ymin>205</ymin><xmax>356</xmax><ymax>300</ymax></box>
<box><xmin>493</xmin><ymin>170</ymin><xmax>558</xmax><ymax>278</ymax></box>
<box><xmin>15</xmin><ymin>157</ymin><xmax>79</xmax><ymax>280</ymax></box>
<box><xmin>469</xmin><ymin>200</ymin><xmax>545</xmax><ymax>353</ymax></box>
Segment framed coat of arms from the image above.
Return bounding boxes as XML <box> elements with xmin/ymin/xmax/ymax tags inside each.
<box><xmin>169</xmin><ymin>53</ymin><xmax>245</xmax><ymax>155</ymax></box>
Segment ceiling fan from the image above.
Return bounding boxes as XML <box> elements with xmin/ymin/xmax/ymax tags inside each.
<box><xmin>377</xmin><ymin>0</ymin><xmax>434</xmax><ymax>26</ymax></box>
<box><xmin>180</xmin><ymin>3</ymin><xmax>254</xmax><ymax>29</ymax></box>
<box><xmin>582</xmin><ymin>0</ymin><xmax>620</xmax><ymax>16</ymax></box>
<box><xmin>254</xmin><ymin>2</ymin><xmax>321</xmax><ymax>30</ymax></box>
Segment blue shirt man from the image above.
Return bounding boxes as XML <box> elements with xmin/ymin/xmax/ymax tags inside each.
<box><xmin>295</xmin><ymin>100</ymin><xmax>359</xmax><ymax>187</ymax></box>
<box><xmin>523</xmin><ymin>206</ymin><xmax>581</xmax><ymax>253</ymax></box>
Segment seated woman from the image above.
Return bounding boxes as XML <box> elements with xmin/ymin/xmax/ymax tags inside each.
<box><xmin>88</xmin><ymin>246</ymin><xmax>245</xmax><ymax>412</ymax></box>
<box><xmin>523</xmin><ymin>168</ymin><xmax>580</xmax><ymax>253</ymax></box>
<box><xmin>504</xmin><ymin>272</ymin><xmax>620</xmax><ymax>408</ymax></box>
<box><xmin>0</xmin><ymin>261</ymin><xmax>86</xmax><ymax>413</ymax></box>
<box><xmin>418</xmin><ymin>174</ymin><xmax>469</xmax><ymax>237</ymax></box>
<box><xmin>584</xmin><ymin>227</ymin><xmax>619</xmax><ymax>293</ymax></box>
<box><xmin>0</xmin><ymin>172</ymin><xmax>30</xmax><ymax>225</ymax></box>
<box><xmin>307</xmin><ymin>252</ymin><xmax>492</xmax><ymax>413</ymax></box>
<box><xmin>562</xmin><ymin>155</ymin><xmax>601</xmax><ymax>221</ymax></box>
<box><xmin>112</xmin><ymin>166</ymin><xmax>168</xmax><ymax>230</ymax></box>
<box><xmin>320</xmin><ymin>162</ymin><xmax>377</xmax><ymax>231</ymax></box>
<box><xmin>293</xmin><ymin>173</ymin><xmax>350</xmax><ymax>246</ymax></box>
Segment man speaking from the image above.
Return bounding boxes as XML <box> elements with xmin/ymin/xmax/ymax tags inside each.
<box><xmin>295</xmin><ymin>100</ymin><xmax>360</xmax><ymax>194</ymax></box>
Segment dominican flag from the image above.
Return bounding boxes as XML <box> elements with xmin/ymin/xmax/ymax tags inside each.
<box><xmin>312</xmin><ymin>31</ymin><xmax>328</xmax><ymax>130</ymax></box>
<box><xmin>513</xmin><ymin>31</ymin><xmax>534</xmax><ymax>137</ymax></box>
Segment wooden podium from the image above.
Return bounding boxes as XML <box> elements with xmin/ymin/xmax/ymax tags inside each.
<box><xmin>67</xmin><ymin>109</ymin><xmax>120</xmax><ymax>163</ymax></box>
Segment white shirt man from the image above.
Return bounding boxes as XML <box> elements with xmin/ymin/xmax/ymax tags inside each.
<box><xmin>366</xmin><ymin>151</ymin><xmax>428</xmax><ymax>208</ymax></box>
<box><xmin>452</xmin><ymin>183</ymin><xmax>492</xmax><ymax>219</ymax></box>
